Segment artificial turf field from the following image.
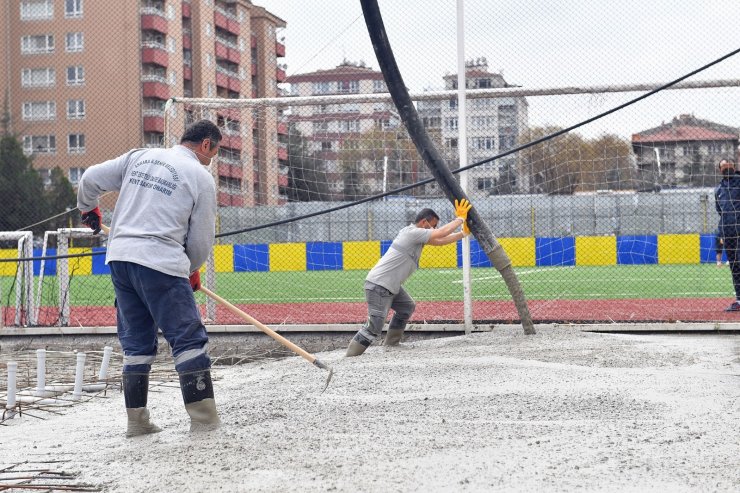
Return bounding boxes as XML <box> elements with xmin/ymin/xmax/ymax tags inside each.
<box><xmin>6</xmin><ymin>263</ymin><xmax>733</xmax><ymax>307</ymax></box>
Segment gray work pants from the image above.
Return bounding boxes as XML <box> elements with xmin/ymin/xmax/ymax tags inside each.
<box><xmin>355</xmin><ymin>281</ymin><xmax>416</xmax><ymax>345</ymax></box>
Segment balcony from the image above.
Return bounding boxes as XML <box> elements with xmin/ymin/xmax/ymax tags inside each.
<box><xmin>182</xmin><ymin>1</ymin><xmax>191</xmax><ymax>18</ymax></box>
<box><xmin>276</xmin><ymin>67</ymin><xmax>286</xmax><ymax>82</ymax></box>
<box><xmin>183</xmin><ymin>65</ymin><xmax>192</xmax><ymax>80</ymax></box>
<box><xmin>143</xmin><ymin>115</ymin><xmax>165</xmax><ymax>133</ymax></box>
<box><xmin>141</xmin><ymin>47</ymin><xmax>169</xmax><ymax>67</ymax></box>
<box><xmin>142</xmin><ymin>81</ymin><xmax>170</xmax><ymax>99</ymax></box>
<box><xmin>276</xmin><ymin>40</ymin><xmax>285</xmax><ymax>57</ymax></box>
<box><xmin>214</xmin><ymin>9</ymin><xmax>240</xmax><ymax>36</ymax></box>
<box><xmin>277</xmin><ymin>145</ymin><xmax>288</xmax><ymax>161</ymax></box>
<box><xmin>251</xmin><ymin>34</ymin><xmax>257</xmax><ymax>48</ymax></box>
<box><xmin>219</xmin><ymin>135</ymin><xmax>242</xmax><ymax>151</ymax></box>
<box><xmin>218</xmin><ymin>191</ymin><xmax>244</xmax><ymax>207</ymax></box>
<box><xmin>278</xmin><ymin>174</ymin><xmax>288</xmax><ymax>187</ymax></box>
<box><xmin>215</xmin><ymin>40</ymin><xmax>240</xmax><ymax>64</ymax></box>
<box><xmin>141</xmin><ymin>13</ymin><xmax>168</xmax><ymax>34</ymax></box>
<box><xmin>277</xmin><ymin>122</ymin><xmax>288</xmax><ymax>134</ymax></box>
<box><xmin>182</xmin><ymin>34</ymin><xmax>192</xmax><ymax>50</ymax></box>
<box><xmin>215</xmin><ymin>71</ymin><xmax>240</xmax><ymax>93</ymax></box>
<box><xmin>218</xmin><ymin>162</ymin><xmax>243</xmax><ymax>179</ymax></box>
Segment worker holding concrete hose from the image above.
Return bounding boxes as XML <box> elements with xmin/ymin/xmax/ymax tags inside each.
<box><xmin>346</xmin><ymin>199</ymin><xmax>472</xmax><ymax>357</ymax></box>
<box><xmin>77</xmin><ymin>120</ymin><xmax>222</xmax><ymax>437</ymax></box>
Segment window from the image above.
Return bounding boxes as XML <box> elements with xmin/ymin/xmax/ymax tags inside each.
<box><xmin>499</xmin><ymin>135</ymin><xmax>516</xmax><ymax>151</ymax></box>
<box><xmin>21</xmin><ymin>0</ymin><xmax>53</xmax><ymax>20</ymax></box>
<box><xmin>66</xmin><ymin>66</ymin><xmax>84</xmax><ymax>85</ymax></box>
<box><xmin>68</xmin><ymin>134</ymin><xmax>85</xmax><ymax>154</ymax></box>
<box><xmin>472</xmin><ymin>116</ymin><xmax>494</xmax><ymax>128</ymax></box>
<box><xmin>340</xmin><ymin>103</ymin><xmax>360</xmax><ymax>113</ymax></box>
<box><xmin>23</xmin><ymin>135</ymin><xmax>56</xmax><ymax>155</ymax></box>
<box><xmin>321</xmin><ymin>141</ymin><xmax>332</xmax><ymax>150</ymax></box>
<box><xmin>313</xmin><ymin>81</ymin><xmax>331</xmax><ymax>95</ymax></box>
<box><xmin>422</xmin><ymin>116</ymin><xmax>441</xmax><ymax>129</ymax></box>
<box><xmin>707</xmin><ymin>142</ymin><xmax>724</xmax><ymax>154</ymax></box>
<box><xmin>22</xmin><ymin>101</ymin><xmax>56</xmax><ymax>121</ymax></box>
<box><xmin>373</xmin><ymin>80</ymin><xmax>386</xmax><ymax>93</ymax></box>
<box><xmin>339</xmin><ymin>120</ymin><xmax>360</xmax><ymax>132</ymax></box>
<box><xmin>21</xmin><ymin>67</ymin><xmax>55</xmax><ymax>87</ymax></box>
<box><xmin>68</xmin><ymin>167</ymin><xmax>84</xmax><ymax>184</ymax></box>
<box><xmin>38</xmin><ymin>169</ymin><xmax>52</xmax><ymax>187</ymax></box>
<box><xmin>21</xmin><ymin>34</ymin><xmax>54</xmax><ymax>54</ymax></box>
<box><xmin>65</xmin><ymin>32</ymin><xmax>83</xmax><ymax>52</ymax></box>
<box><xmin>313</xmin><ymin>121</ymin><xmax>329</xmax><ymax>133</ymax></box>
<box><xmin>449</xmin><ymin>98</ymin><xmax>457</xmax><ymax>109</ymax></box>
<box><xmin>67</xmin><ymin>99</ymin><xmax>85</xmax><ymax>119</ymax></box>
<box><xmin>477</xmin><ymin>78</ymin><xmax>492</xmax><ymax>89</ymax></box>
<box><xmin>143</xmin><ymin>132</ymin><xmax>163</xmax><ymax>147</ymax></box>
<box><xmin>338</xmin><ymin>80</ymin><xmax>359</xmax><ymax>93</ymax></box>
<box><xmin>498</xmin><ymin>105</ymin><xmax>516</xmax><ymax>126</ymax></box>
<box><xmin>65</xmin><ymin>0</ymin><xmax>83</xmax><ymax>18</ymax></box>
<box><xmin>445</xmin><ymin>117</ymin><xmax>458</xmax><ymax>130</ymax></box>
<box><xmin>446</xmin><ymin>138</ymin><xmax>458</xmax><ymax>149</ymax></box>
<box><xmin>472</xmin><ymin>137</ymin><xmax>496</xmax><ymax>150</ymax></box>
<box><xmin>477</xmin><ymin>178</ymin><xmax>493</xmax><ymax>190</ymax></box>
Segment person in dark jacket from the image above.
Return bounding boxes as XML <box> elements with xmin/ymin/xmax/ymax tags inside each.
<box><xmin>714</xmin><ymin>158</ymin><xmax>740</xmax><ymax>311</ymax></box>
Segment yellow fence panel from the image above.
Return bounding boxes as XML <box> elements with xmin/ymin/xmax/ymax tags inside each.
<box><xmin>498</xmin><ymin>238</ymin><xmax>536</xmax><ymax>267</ymax></box>
<box><xmin>269</xmin><ymin>243</ymin><xmax>306</xmax><ymax>272</ymax></box>
<box><xmin>658</xmin><ymin>234</ymin><xmax>700</xmax><ymax>264</ymax></box>
<box><xmin>420</xmin><ymin>243</ymin><xmax>457</xmax><ymax>268</ymax></box>
<box><xmin>344</xmin><ymin>241</ymin><xmax>380</xmax><ymax>270</ymax></box>
<box><xmin>576</xmin><ymin>236</ymin><xmax>617</xmax><ymax>266</ymax></box>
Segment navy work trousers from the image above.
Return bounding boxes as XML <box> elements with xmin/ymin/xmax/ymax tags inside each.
<box><xmin>110</xmin><ymin>261</ymin><xmax>211</xmax><ymax>374</ymax></box>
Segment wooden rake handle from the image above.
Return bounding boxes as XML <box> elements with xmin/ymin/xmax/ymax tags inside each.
<box><xmin>199</xmin><ymin>285</ymin><xmax>322</xmax><ymax>367</ymax></box>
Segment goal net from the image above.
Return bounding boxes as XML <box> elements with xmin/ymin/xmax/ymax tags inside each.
<box><xmin>161</xmin><ymin>79</ymin><xmax>740</xmax><ymax>325</ymax></box>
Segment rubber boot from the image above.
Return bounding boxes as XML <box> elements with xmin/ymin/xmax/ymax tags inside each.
<box><xmin>383</xmin><ymin>328</ymin><xmax>405</xmax><ymax>346</ymax></box>
<box><xmin>345</xmin><ymin>336</ymin><xmax>369</xmax><ymax>357</ymax></box>
<box><xmin>123</xmin><ymin>373</ymin><xmax>162</xmax><ymax>438</ymax></box>
<box><xmin>180</xmin><ymin>369</ymin><xmax>220</xmax><ymax>432</ymax></box>
<box><xmin>126</xmin><ymin>408</ymin><xmax>162</xmax><ymax>438</ymax></box>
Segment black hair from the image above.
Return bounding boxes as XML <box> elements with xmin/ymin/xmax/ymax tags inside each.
<box><xmin>180</xmin><ymin>119</ymin><xmax>222</xmax><ymax>146</ymax></box>
<box><xmin>414</xmin><ymin>208</ymin><xmax>439</xmax><ymax>224</ymax></box>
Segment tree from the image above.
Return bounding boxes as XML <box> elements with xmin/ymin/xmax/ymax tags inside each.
<box><xmin>0</xmin><ymin>98</ymin><xmax>77</xmax><ymax>235</ymax></box>
<box><xmin>521</xmin><ymin>126</ymin><xmax>635</xmax><ymax>194</ymax></box>
<box><xmin>0</xmin><ymin>132</ymin><xmax>48</xmax><ymax>234</ymax></box>
<box><xmin>337</xmin><ymin>124</ymin><xmax>424</xmax><ymax>200</ymax></box>
<box><xmin>283</xmin><ymin>124</ymin><xmax>331</xmax><ymax>201</ymax></box>
<box><xmin>44</xmin><ymin>167</ymin><xmax>77</xmax><ymax>230</ymax></box>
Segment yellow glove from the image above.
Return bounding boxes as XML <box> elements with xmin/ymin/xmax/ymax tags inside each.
<box><xmin>454</xmin><ymin>198</ymin><xmax>472</xmax><ymax>221</ymax></box>
<box><xmin>463</xmin><ymin>220</ymin><xmax>471</xmax><ymax>236</ymax></box>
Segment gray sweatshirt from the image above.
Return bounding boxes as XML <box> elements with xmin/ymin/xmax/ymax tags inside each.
<box><xmin>77</xmin><ymin>145</ymin><xmax>216</xmax><ymax>278</ymax></box>
<box><xmin>365</xmin><ymin>225</ymin><xmax>432</xmax><ymax>294</ymax></box>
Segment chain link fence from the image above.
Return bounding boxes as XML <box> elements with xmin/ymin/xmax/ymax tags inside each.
<box><xmin>1</xmin><ymin>1</ymin><xmax>739</xmax><ymax>326</ymax></box>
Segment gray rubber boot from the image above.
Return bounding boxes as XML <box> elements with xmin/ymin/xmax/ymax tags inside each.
<box><xmin>184</xmin><ymin>398</ymin><xmax>220</xmax><ymax>432</ymax></box>
<box><xmin>123</xmin><ymin>372</ymin><xmax>161</xmax><ymax>438</ymax></box>
<box><xmin>179</xmin><ymin>370</ymin><xmax>220</xmax><ymax>432</ymax></box>
<box><xmin>126</xmin><ymin>408</ymin><xmax>163</xmax><ymax>438</ymax></box>
<box><xmin>383</xmin><ymin>328</ymin><xmax>405</xmax><ymax>346</ymax></box>
<box><xmin>346</xmin><ymin>339</ymin><xmax>369</xmax><ymax>357</ymax></box>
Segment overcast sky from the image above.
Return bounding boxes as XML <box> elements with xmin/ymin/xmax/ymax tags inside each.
<box><xmin>256</xmin><ymin>0</ymin><xmax>740</xmax><ymax>138</ymax></box>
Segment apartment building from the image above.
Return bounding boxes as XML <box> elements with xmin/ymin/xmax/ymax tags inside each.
<box><xmin>1</xmin><ymin>0</ymin><xmax>286</xmax><ymax>207</ymax></box>
<box><xmin>632</xmin><ymin>114</ymin><xmax>739</xmax><ymax>189</ymax></box>
<box><xmin>419</xmin><ymin>57</ymin><xmax>529</xmax><ymax>196</ymax></box>
<box><xmin>284</xmin><ymin>61</ymin><xmax>405</xmax><ymax>200</ymax></box>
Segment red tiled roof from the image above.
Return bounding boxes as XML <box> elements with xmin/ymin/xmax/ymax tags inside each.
<box><xmin>286</xmin><ymin>65</ymin><xmax>383</xmax><ymax>83</ymax></box>
<box><xmin>632</xmin><ymin>126</ymin><xmax>738</xmax><ymax>142</ymax></box>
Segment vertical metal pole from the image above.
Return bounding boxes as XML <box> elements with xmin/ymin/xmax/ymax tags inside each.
<box><xmin>58</xmin><ymin>230</ymin><xmax>70</xmax><ymax>326</ymax></box>
<box><xmin>72</xmin><ymin>352</ymin><xmax>86</xmax><ymax>400</ymax></box>
<box><xmin>457</xmin><ymin>0</ymin><xmax>473</xmax><ymax>333</ymax></box>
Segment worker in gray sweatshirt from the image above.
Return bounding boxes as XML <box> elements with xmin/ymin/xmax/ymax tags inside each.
<box><xmin>77</xmin><ymin>119</ymin><xmax>221</xmax><ymax>437</ymax></box>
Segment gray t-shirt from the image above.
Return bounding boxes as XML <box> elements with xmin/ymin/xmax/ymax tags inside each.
<box><xmin>77</xmin><ymin>145</ymin><xmax>216</xmax><ymax>278</ymax></box>
<box><xmin>365</xmin><ymin>224</ymin><xmax>433</xmax><ymax>294</ymax></box>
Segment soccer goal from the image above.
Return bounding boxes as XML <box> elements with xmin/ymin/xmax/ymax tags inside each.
<box><xmin>0</xmin><ymin>232</ymin><xmax>35</xmax><ymax>327</ymax></box>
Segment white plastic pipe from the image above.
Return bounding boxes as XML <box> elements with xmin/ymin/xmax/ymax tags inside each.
<box><xmin>72</xmin><ymin>352</ymin><xmax>86</xmax><ymax>400</ymax></box>
<box><xmin>98</xmin><ymin>346</ymin><xmax>113</xmax><ymax>381</ymax></box>
<box><xmin>35</xmin><ymin>349</ymin><xmax>46</xmax><ymax>397</ymax></box>
<box><xmin>6</xmin><ymin>361</ymin><xmax>17</xmax><ymax>410</ymax></box>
